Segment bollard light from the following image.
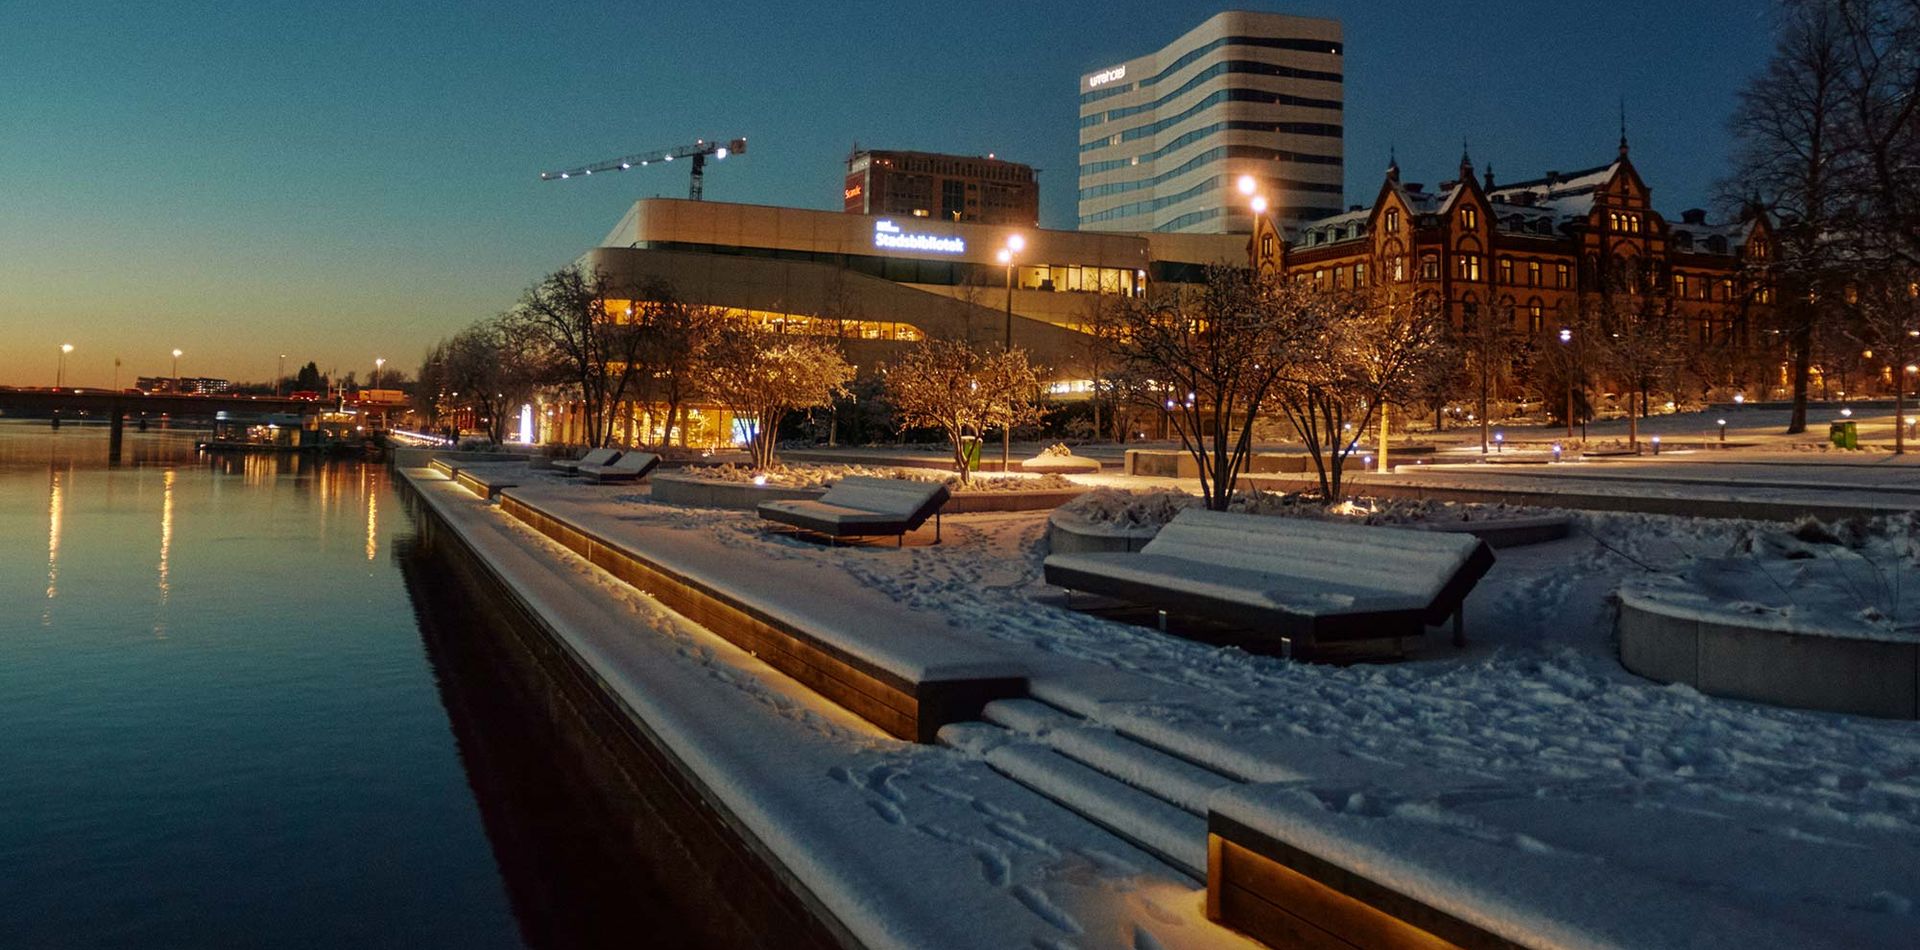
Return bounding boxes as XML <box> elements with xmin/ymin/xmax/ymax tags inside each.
<box><xmin>1717</xmin><ymin>418</ymin><xmax>1727</xmax><ymax>443</ymax></box>
<box><xmin>1841</xmin><ymin>407</ymin><xmax>1853</xmax><ymax>418</ymax></box>
<box><xmin>1494</xmin><ymin>431</ymin><xmax>1504</xmax><ymax>454</ymax></box>
<box><xmin>1552</xmin><ymin>442</ymin><xmax>1563</xmax><ymax>462</ymax></box>
<box><xmin>1652</xmin><ymin>435</ymin><xmax>1662</xmax><ymax>455</ymax></box>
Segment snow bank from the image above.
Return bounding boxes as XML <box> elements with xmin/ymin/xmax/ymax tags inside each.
<box><xmin>680</xmin><ymin>462</ymin><xmax>1075</xmax><ymax>494</ymax></box>
<box><xmin>1052</xmin><ymin>487</ymin><xmax>1544</xmax><ymax>533</ymax></box>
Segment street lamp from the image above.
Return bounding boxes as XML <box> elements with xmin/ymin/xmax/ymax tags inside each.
<box><xmin>278</xmin><ymin>354</ymin><xmax>287</xmax><ymax>395</ymax></box>
<box><xmin>171</xmin><ymin>349</ymin><xmax>183</xmax><ymax>391</ymax></box>
<box><xmin>57</xmin><ymin>343</ymin><xmax>73</xmax><ymax>389</ymax></box>
<box><xmin>374</xmin><ymin>357</ymin><xmax>386</xmax><ymax>391</ymax></box>
<box><xmin>996</xmin><ymin>234</ymin><xmax>1025</xmax><ymax>470</ymax></box>
<box><xmin>1558</xmin><ymin>328</ymin><xmax>1575</xmax><ymax>439</ymax></box>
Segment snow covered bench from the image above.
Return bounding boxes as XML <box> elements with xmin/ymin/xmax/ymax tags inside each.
<box><xmin>552</xmin><ymin>447</ymin><xmax>620</xmax><ymax>476</ymax></box>
<box><xmin>757</xmin><ymin>476</ymin><xmax>950</xmax><ymax>545</ymax></box>
<box><xmin>576</xmin><ymin>451</ymin><xmax>659</xmax><ymax>484</ymax></box>
<box><xmin>1042</xmin><ymin>508</ymin><xmax>1494</xmax><ymax>651</ymax></box>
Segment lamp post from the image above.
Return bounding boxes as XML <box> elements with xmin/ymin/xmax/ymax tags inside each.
<box><xmin>1558</xmin><ymin>328</ymin><xmax>1574</xmax><ymax>439</ymax></box>
<box><xmin>277</xmin><ymin>354</ymin><xmax>287</xmax><ymax>395</ymax></box>
<box><xmin>171</xmin><ymin>348</ymin><xmax>183</xmax><ymax>392</ymax></box>
<box><xmin>374</xmin><ymin>357</ymin><xmax>385</xmax><ymax>391</ymax></box>
<box><xmin>1717</xmin><ymin>418</ymin><xmax>1727</xmax><ymax>443</ymax></box>
<box><xmin>57</xmin><ymin>343</ymin><xmax>73</xmax><ymax>389</ymax></box>
<box><xmin>996</xmin><ymin>234</ymin><xmax>1025</xmax><ymax>471</ymax></box>
<box><xmin>1238</xmin><ymin>174</ymin><xmax>1267</xmax><ymax>270</ymax></box>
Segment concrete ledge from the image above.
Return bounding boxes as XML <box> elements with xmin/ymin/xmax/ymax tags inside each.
<box><xmin>1019</xmin><ymin>456</ymin><xmax>1101</xmax><ymax>474</ymax></box>
<box><xmin>1207</xmin><ymin>814</ymin><xmax>1521</xmax><ymax>950</ymax></box>
<box><xmin>496</xmin><ymin>487</ymin><xmax>1026</xmax><ymax>742</ymax></box>
<box><xmin>650</xmin><ymin>470</ymin><xmax>828</xmax><ymax>509</ymax></box>
<box><xmin>1415</xmin><ymin>513</ymin><xmax>1573</xmax><ymax>548</ymax></box>
<box><xmin>653</xmin><ymin>470</ymin><xmax>1088</xmax><ymax>514</ymax></box>
<box><xmin>454</xmin><ymin>464</ymin><xmax>522</xmax><ymax>500</ymax></box>
<box><xmin>1618</xmin><ymin>593</ymin><xmax>1919</xmax><ymax>719</ymax></box>
<box><xmin>1045</xmin><ymin>512</ymin><xmax>1158</xmax><ymax>555</ymax></box>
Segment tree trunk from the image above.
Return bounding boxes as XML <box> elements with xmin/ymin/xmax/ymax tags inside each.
<box><xmin>1787</xmin><ymin>321</ymin><xmax>1812</xmax><ymax>434</ymax></box>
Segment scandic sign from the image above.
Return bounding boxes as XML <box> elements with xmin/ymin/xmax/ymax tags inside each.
<box><xmin>873</xmin><ymin>220</ymin><xmax>965</xmax><ymax>254</ymax></box>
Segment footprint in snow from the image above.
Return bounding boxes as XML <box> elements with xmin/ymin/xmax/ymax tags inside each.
<box><xmin>989</xmin><ymin>821</ymin><xmax>1060</xmax><ymax>857</ymax></box>
<box><xmin>1013</xmin><ymin>885</ymin><xmax>1084</xmax><ymax>935</ymax></box>
<box><xmin>972</xmin><ymin>798</ymin><xmax>1026</xmax><ymax>824</ymax></box>
<box><xmin>865</xmin><ymin>764</ymin><xmax>908</xmax><ymax>802</ymax></box>
<box><xmin>975</xmin><ymin>849</ymin><xmax>1011</xmax><ymax>887</ymax></box>
<box><xmin>867</xmin><ymin>799</ymin><xmax>905</xmax><ymax>825</ymax></box>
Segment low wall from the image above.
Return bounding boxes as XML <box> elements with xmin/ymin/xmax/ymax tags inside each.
<box><xmin>1045</xmin><ymin>513</ymin><xmax>1157</xmax><ymax>556</ymax></box>
<box><xmin>650</xmin><ymin>471</ymin><xmax>826</xmax><ymax>509</ymax></box>
<box><xmin>1618</xmin><ymin>592</ymin><xmax>1919</xmax><ymax>719</ymax></box>
<box><xmin>1125</xmin><ymin>450</ymin><xmax>1314</xmax><ymax>478</ymax></box>
<box><xmin>653</xmin><ymin>471</ymin><xmax>1088</xmax><ymax>514</ymax></box>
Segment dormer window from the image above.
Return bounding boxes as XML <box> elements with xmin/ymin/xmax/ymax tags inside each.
<box><xmin>1386</xmin><ymin>209</ymin><xmax>1400</xmax><ymax>233</ymax></box>
<box><xmin>1461</xmin><ymin>207</ymin><xmax>1478</xmax><ymax>229</ymax></box>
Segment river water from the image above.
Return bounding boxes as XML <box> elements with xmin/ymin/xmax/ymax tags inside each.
<box><xmin>0</xmin><ymin>422</ymin><xmax>534</xmax><ymax>948</ymax></box>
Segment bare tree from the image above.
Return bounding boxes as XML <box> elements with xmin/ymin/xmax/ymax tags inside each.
<box><xmin>1846</xmin><ymin>266</ymin><xmax>1920</xmax><ymax>452</ymax></box>
<box><xmin>1118</xmin><ymin>266</ymin><xmax>1324</xmax><ymax>510</ymax></box>
<box><xmin>1727</xmin><ymin>0</ymin><xmax>1854</xmax><ymax>434</ymax></box>
<box><xmin>705</xmin><ymin>324</ymin><xmax>852</xmax><ymax>468</ymax></box>
<box><xmin>1598</xmin><ymin>280</ymin><xmax>1689</xmax><ymax>447</ymax></box>
<box><xmin>1830</xmin><ymin>0</ymin><xmax>1920</xmax><ymax>269</ymax></box>
<box><xmin>1272</xmin><ymin>287</ymin><xmax>1454</xmax><ymax>501</ymax></box>
<box><xmin>506</xmin><ymin>265</ymin><xmax>648</xmax><ymax>449</ymax></box>
<box><xmin>883</xmin><ymin>339</ymin><xmax>1042</xmax><ymax>483</ymax></box>
<box><xmin>419</xmin><ymin>319</ymin><xmax>541</xmax><ymax>444</ymax></box>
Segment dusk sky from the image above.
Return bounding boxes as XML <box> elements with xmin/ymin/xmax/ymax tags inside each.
<box><xmin>2</xmin><ymin>1</ymin><xmax>1776</xmax><ymax>389</ymax></box>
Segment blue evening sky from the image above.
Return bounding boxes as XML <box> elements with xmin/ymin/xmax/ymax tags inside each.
<box><xmin>0</xmin><ymin>1</ymin><xmax>1776</xmax><ymax>387</ymax></box>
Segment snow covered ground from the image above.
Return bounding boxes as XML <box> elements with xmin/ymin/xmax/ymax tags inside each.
<box><xmin>576</xmin><ymin>486</ymin><xmax>1920</xmax><ymax>945</ymax></box>
<box><xmin>672</xmin><ymin>461</ymin><xmax>1076</xmax><ymax>492</ymax></box>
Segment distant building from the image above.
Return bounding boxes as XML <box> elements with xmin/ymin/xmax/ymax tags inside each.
<box><xmin>1077</xmin><ymin>10</ymin><xmax>1345</xmax><ymax>233</ymax></box>
<box><xmin>844</xmin><ymin>149</ymin><xmax>1039</xmax><ymax>227</ymax></box>
<box><xmin>1263</xmin><ymin>140</ymin><xmax>1776</xmax><ymax>347</ymax></box>
<box><xmin>137</xmin><ymin>376</ymin><xmax>231</xmax><ymax>394</ymax></box>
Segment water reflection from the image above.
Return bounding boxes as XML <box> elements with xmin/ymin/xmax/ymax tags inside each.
<box><xmin>44</xmin><ymin>469</ymin><xmax>64</xmax><ymax>625</ymax></box>
<box><xmin>156</xmin><ymin>468</ymin><xmax>175</xmax><ymax>637</ymax></box>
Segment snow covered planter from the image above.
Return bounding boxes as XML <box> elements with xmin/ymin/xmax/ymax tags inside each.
<box><xmin>655</xmin><ymin>463</ymin><xmax>1086</xmax><ymax>512</ymax></box>
<box><xmin>1617</xmin><ymin>516</ymin><xmax>1920</xmax><ymax>719</ymax></box>
<box><xmin>1046</xmin><ymin>488</ymin><xmax>1569</xmax><ymax>555</ymax></box>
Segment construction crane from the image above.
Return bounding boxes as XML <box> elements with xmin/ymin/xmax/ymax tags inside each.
<box><xmin>539</xmin><ymin>137</ymin><xmax>747</xmax><ymax>201</ymax></box>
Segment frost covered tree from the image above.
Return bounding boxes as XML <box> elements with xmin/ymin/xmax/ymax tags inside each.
<box><xmin>1271</xmin><ymin>287</ymin><xmax>1455</xmax><ymax>502</ymax></box>
<box><xmin>882</xmin><ymin>338</ymin><xmax>1042</xmax><ymax>484</ymax></box>
<box><xmin>1118</xmin><ymin>266</ymin><xmax>1324</xmax><ymax>510</ymax></box>
<box><xmin>704</xmin><ymin>323</ymin><xmax>853</xmax><ymax>468</ymax></box>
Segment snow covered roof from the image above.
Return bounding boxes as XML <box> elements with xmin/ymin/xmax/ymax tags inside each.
<box><xmin>1487</xmin><ymin>161</ymin><xmax>1620</xmax><ymax>223</ymax></box>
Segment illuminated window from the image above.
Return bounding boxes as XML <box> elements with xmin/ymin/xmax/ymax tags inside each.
<box><xmin>1674</xmin><ymin>274</ymin><xmax>1688</xmax><ymax>298</ymax></box>
<box><xmin>1457</xmin><ymin>254</ymin><xmax>1482</xmax><ymax>281</ymax></box>
<box><xmin>1528</xmin><ymin>302</ymin><xmax>1544</xmax><ymax>333</ymax></box>
<box><xmin>1461</xmin><ymin>207</ymin><xmax>1478</xmax><ymax>229</ymax></box>
<box><xmin>1354</xmin><ymin>262</ymin><xmax>1367</xmax><ymax>288</ymax></box>
<box><xmin>1386</xmin><ymin>209</ymin><xmax>1400</xmax><ymax>233</ymax></box>
<box><xmin>1392</xmin><ymin>256</ymin><xmax>1406</xmax><ymax>282</ymax></box>
<box><xmin>1420</xmin><ymin>255</ymin><xmax>1439</xmax><ymax>280</ymax></box>
<box><xmin>1333</xmin><ymin>268</ymin><xmax>1345</xmax><ymax>289</ymax></box>
<box><xmin>1557</xmin><ymin>263</ymin><xmax>1570</xmax><ymax>288</ymax></box>
<box><xmin>1499</xmin><ymin>258</ymin><xmax>1513</xmax><ymax>285</ymax></box>
<box><xmin>1527</xmin><ymin>260</ymin><xmax>1541</xmax><ymax>286</ymax></box>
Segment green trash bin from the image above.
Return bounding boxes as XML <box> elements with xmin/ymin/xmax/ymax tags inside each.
<box><xmin>1829</xmin><ymin>420</ymin><xmax>1858</xmax><ymax>449</ymax></box>
<box><xmin>960</xmin><ymin>436</ymin><xmax>982</xmax><ymax>471</ymax></box>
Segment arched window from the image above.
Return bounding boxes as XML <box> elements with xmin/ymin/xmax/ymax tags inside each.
<box><xmin>1461</xmin><ymin>207</ymin><xmax>1478</xmax><ymax>229</ymax></box>
<box><xmin>1386</xmin><ymin>208</ymin><xmax>1401</xmax><ymax>233</ymax></box>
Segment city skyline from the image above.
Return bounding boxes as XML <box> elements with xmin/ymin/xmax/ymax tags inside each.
<box><xmin>3</xmin><ymin>1</ymin><xmax>1775</xmax><ymax>388</ymax></box>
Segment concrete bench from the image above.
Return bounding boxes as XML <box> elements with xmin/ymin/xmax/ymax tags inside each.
<box><xmin>758</xmin><ymin>476</ymin><xmax>950</xmax><ymax>546</ymax></box>
<box><xmin>576</xmin><ymin>451</ymin><xmax>659</xmax><ymax>484</ymax></box>
<box><xmin>1043</xmin><ymin>508</ymin><xmax>1494</xmax><ymax>651</ymax></box>
<box><xmin>553</xmin><ymin>447</ymin><xmax>620</xmax><ymax>476</ymax></box>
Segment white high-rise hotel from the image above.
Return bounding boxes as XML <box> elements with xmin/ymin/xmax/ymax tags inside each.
<box><xmin>1077</xmin><ymin>10</ymin><xmax>1345</xmax><ymax>234</ymax></box>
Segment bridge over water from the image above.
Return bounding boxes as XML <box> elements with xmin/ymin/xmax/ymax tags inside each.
<box><xmin>0</xmin><ymin>389</ymin><xmax>323</xmax><ymax>460</ymax></box>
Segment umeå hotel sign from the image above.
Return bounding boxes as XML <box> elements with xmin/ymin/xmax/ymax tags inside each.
<box><xmin>873</xmin><ymin>220</ymin><xmax>966</xmax><ymax>254</ymax></box>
